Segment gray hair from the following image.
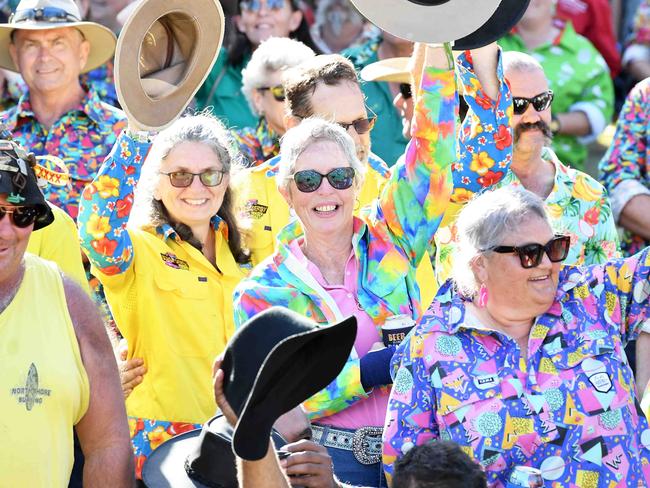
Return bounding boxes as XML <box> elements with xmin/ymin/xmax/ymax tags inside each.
<box><xmin>241</xmin><ymin>37</ymin><xmax>315</xmax><ymax>117</ymax></box>
<box><xmin>276</xmin><ymin>117</ymin><xmax>365</xmax><ymax>193</ymax></box>
<box><xmin>502</xmin><ymin>51</ymin><xmax>546</xmax><ymax>78</ymax></box>
<box><xmin>452</xmin><ymin>186</ymin><xmax>552</xmax><ymax>296</ymax></box>
<box><xmin>130</xmin><ymin>112</ymin><xmax>239</xmax><ymax>230</ymax></box>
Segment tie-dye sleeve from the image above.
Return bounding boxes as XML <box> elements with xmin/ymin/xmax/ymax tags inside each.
<box><xmin>452</xmin><ymin>49</ymin><xmax>513</xmax><ymax>202</ymax></box>
<box><xmin>383</xmin><ymin>337</ymin><xmax>439</xmax><ymax>483</ymax></box>
<box><xmin>376</xmin><ymin>66</ymin><xmax>456</xmax><ymax>267</ymax></box>
<box><xmin>78</xmin><ymin>130</ymin><xmax>152</xmax><ymax>276</ymax></box>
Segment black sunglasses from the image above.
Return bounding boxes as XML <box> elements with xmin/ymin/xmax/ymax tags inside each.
<box><xmin>160</xmin><ymin>169</ymin><xmax>226</xmax><ymax>188</ymax></box>
<box><xmin>258</xmin><ymin>85</ymin><xmax>285</xmax><ymax>102</ymax></box>
<box><xmin>0</xmin><ymin>205</ymin><xmax>40</xmax><ymax>228</ymax></box>
<box><xmin>486</xmin><ymin>234</ymin><xmax>570</xmax><ymax>269</ymax></box>
<box><xmin>10</xmin><ymin>7</ymin><xmax>80</xmax><ymax>23</ymax></box>
<box><xmin>289</xmin><ymin>167</ymin><xmax>355</xmax><ymax>193</ymax></box>
<box><xmin>512</xmin><ymin>90</ymin><xmax>554</xmax><ymax>115</ymax></box>
<box><xmin>336</xmin><ymin>116</ymin><xmax>376</xmax><ymax>135</ymax></box>
<box><xmin>399</xmin><ymin>83</ymin><xmax>412</xmax><ymax>100</ymax></box>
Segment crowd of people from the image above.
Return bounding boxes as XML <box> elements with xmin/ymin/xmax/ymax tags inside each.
<box><xmin>1</xmin><ymin>0</ymin><xmax>650</xmax><ymax>487</ymax></box>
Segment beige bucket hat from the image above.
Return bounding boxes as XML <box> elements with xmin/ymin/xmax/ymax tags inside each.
<box><xmin>114</xmin><ymin>0</ymin><xmax>224</xmax><ymax>131</ymax></box>
<box><xmin>0</xmin><ymin>0</ymin><xmax>116</xmax><ymax>73</ymax></box>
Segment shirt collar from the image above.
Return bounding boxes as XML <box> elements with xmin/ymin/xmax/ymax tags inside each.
<box><xmin>255</xmin><ymin>118</ymin><xmax>280</xmax><ymax>160</ymax></box>
<box><xmin>155</xmin><ymin>214</ymin><xmax>226</xmax><ymax>242</ymax></box>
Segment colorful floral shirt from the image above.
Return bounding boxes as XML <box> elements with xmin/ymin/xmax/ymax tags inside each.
<box><xmin>384</xmin><ymin>252</ymin><xmax>650</xmax><ymax>486</ymax></box>
<box><xmin>499</xmin><ymin>21</ymin><xmax>614</xmax><ymax>171</ymax></box>
<box><xmin>599</xmin><ymin>78</ymin><xmax>650</xmax><ymax>257</ymax></box>
<box><xmin>233</xmin><ymin>117</ymin><xmax>280</xmax><ymax>167</ymax></box>
<box><xmin>233</xmin><ymin>52</ymin><xmax>513</xmax><ymax>421</ymax></box>
<box><xmin>343</xmin><ymin>35</ymin><xmax>409</xmax><ymax>166</ymax></box>
<box><xmin>0</xmin><ymin>86</ymin><xmax>126</xmax><ymax>219</ymax></box>
<box><xmin>435</xmin><ymin>147</ymin><xmax>619</xmax><ymax>284</ymax></box>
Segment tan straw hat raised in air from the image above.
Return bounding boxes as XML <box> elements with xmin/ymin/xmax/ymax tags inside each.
<box><xmin>360</xmin><ymin>57</ymin><xmax>410</xmax><ymax>84</ymax></box>
<box><xmin>115</xmin><ymin>0</ymin><xmax>224</xmax><ymax>131</ymax></box>
<box><xmin>0</xmin><ymin>0</ymin><xmax>116</xmax><ymax>73</ymax></box>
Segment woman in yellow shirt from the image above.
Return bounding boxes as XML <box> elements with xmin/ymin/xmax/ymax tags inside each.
<box><xmin>78</xmin><ymin>113</ymin><xmax>251</xmax><ymax>476</ymax></box>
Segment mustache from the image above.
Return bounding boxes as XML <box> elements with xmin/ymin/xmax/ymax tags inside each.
<box><xmin>514</xmin><ymin>120</ymin><xmax>553</xmax><ymax>142</ymax></box>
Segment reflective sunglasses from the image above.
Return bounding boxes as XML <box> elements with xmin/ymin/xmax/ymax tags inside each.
<box><xmin>10</xmin><ymin>7</ymin><xmax>80</xmax><ymax>23</ymax></box>
<box><xmin>289</xmin><ymin>167</ymin><xmax>355</xmax><ymax>193</ymax></box>
<box><xmin>0</xmin><ymin>205</ymin><xmax>40</xmax><ymax>228</ymax></box>
<box><xmin>399</xmin><ymin>83</ymin><xmax>412</xmax><ymax>100</ymax></box>
<box><xmin>160</xmin><ymin>169</ymin><xmax>226</xmax><ymax>188</ymax></box>
<box><xmin>486</xmin><ymin>234</ymin><xmax>570</xmax><ymax>269</ymax></box>
<box><xmin>512</xmin><ymin>90</ymin><xmax>554</xmax><ymax>115</ymax></box>
<box><xmin>240</xmin><ymin>0</ymin><xmax>285</xmax><ymax>12</ymax></box>
<box><xmin>337</xmin><ymin>115</ymin><xmax>377</xmax><ymax>135</ymax></box>
<box><xmin>258</xmin><ymin>85</ymin><xmax>285</xmax><ymax>102</ymax></box>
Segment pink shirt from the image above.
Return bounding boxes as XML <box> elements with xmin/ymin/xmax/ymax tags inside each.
<box><xmin>289</xmin><ymin>240</ymin><xmax>389</xmax><ymax>429</ymax></box>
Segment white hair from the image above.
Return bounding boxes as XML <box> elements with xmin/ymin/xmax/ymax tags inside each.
<box><xmin>452</xmin><ymin>186</ymin><xmax>552</xmax><ymax>296</ymax></box>
<box><xmin>276</xmin><ymin>117</ymin><xmax>365</xmax><ymax>193</ymax></box>
<box><xmin>241</xmin><ymin>37</ymin><xmax>315</xmax><ymax>117</ymax></box>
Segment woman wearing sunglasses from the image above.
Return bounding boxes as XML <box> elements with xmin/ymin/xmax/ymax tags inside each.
<box><xmin>195</xmin><ymin>0</ymin><xmax>319</xmax><ymax>130</ymax></box>
<box><xmin>78</xmin><ymin>114</ymin><xmax>252</xmax><ymax>476</ymax></box>
<box><xmin>385</xmin><ymin>186</ymin><xmax>650</xmax><ymax>487</ymax></box>
<box><xmin>235</xmin><ymin>37</ymin><xmax>315</xmax><ymax>167</ymax></box>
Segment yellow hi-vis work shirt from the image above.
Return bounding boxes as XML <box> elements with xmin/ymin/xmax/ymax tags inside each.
<box><xmin>0</xmin><ymin>254</ymin><xmax>89</xmax><ymax>487</ymax></box>
<box><xmin>27</xmin><ymin>203</ymin><xmax>89</xmax><ymax>291</ymax></box>
<box><xmin>233</xmin><ymin>156</ymin><xmax>439</xmax><ymax>308</ymax></box>
<box><xmin>95</xmin><ymin>225</ymin><xmax>250</xmax><ymax>425</ymax></box>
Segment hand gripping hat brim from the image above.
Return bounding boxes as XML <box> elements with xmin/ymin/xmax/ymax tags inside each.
<box><xmin>115</xmin><ymin>0</ymin><xmax>224</xmax><ymax>131</ymax></box>
<box><xmin>221</xmin><ymin>307</ymin><xmax>358</xmax><ymax>461</ymax></box>
<box><xmin>349</xmin><ymin>0</ymin><xmax>529</xmax><ymax>48</ymax></box>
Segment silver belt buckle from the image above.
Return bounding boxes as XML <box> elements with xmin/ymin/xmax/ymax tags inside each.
<box><xmin>352</xmin><ymin>426</ymin><xmax>383</xmax><ymax>465</ymax></box>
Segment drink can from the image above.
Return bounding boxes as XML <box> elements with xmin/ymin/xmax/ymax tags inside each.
<box><xmin>381</xmin><ymin>314</ymin><xmax>416</xmax><ymax>347</ymax></box>
<box><xmin>505</xmin><ymin>466</ymin><xmax>543</xmax><ymax>488</ymax></box>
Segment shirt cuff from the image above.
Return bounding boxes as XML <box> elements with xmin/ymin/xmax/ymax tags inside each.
<box><xmin>610</xmin><ymin>179</ymin><xmax>650</xmax><ymax>222</ymax></box>
<box><xmin>570</xmin><ymin>101</ymin><xmax>607</xmax><ymax>144</ymax></box>
<box><xmin>623</xmin><ymin>44</ymin><xmax>650</xmax><ymax>67</ymax></box>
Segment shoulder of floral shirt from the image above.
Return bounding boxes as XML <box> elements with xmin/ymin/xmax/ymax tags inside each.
<box><xmin>554</xmin><ymin>18</ymin><xmax>592</xmax><ymax>54</ymax></box>
<box><xmin>542</xmin><ymin>146</ymin><xmax>607</xmax><ymax>198</ymax></box>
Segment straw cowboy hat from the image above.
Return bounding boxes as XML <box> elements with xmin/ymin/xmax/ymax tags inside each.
<box><xmin>349</xmin><ymin>0</ymin><xmax>530</xmax><ymax>49</ymax></box>
<box><xmin>0</xmin><ymin>0</ymin><xmax>116</xmax><ymax>73</ymax></box>
<box><xmin>360</xmin><ymin>57</ymin><xmax>410</xmax><ymax>84</ymax></box>
<box><xmin>115</xmin><ymin>0</ymin><xmax>224</xmax><ymax>131</ymax></box>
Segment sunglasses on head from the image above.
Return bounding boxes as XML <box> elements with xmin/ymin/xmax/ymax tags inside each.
<box><xmin>0</xmin><ymin>205</ymin><xmax>40</xmax><ymax>228</ymax></box>
<box><xmin>240</xmin><ymin>0</ymin><xmax>286</xmax><ymax>12</ymax></box>
<box><xmin>288</xmin><ymin>167</ymin><xmax>355</xmax><ymax>193</ymax></box>
<box><xmin>399</xmin><ymin>83</ymin><xmax>412</xmax><ymax>100</ymax></box>
<box><xmin>486</xmin><ymin>234</ymin><xmax>570</xmax><ymax>269</ymax></box>
<box><xmin>258</xmin><ymin>85</ymin><xmax>285</xmax><ymax>102</ymax></box>
<box><xmin>160</xmin><ymin>169</ymin><xmax>226</xmax><ymax>188</ymax></box>
<box><xmin>512</xmin><ymin>90</ymin><xmax>554</xmax><ymax>115</ymax></box>
<box><xmin>10</xmin><ymin>7</ymin><xmax>80</xmax><ymax>23</ymax></box>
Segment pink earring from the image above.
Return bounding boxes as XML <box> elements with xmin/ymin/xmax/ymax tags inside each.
<box><xmin>477</xmin><ymin>284</ymin><xmax>488</xmax><ymax>308</ymax></box>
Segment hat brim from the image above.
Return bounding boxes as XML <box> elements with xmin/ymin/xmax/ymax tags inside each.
<box><xmin>115</xmin><ymin>0</ymin><xmax>224</xmax><ymax>131</ymax></box>
<box><xmin>232</xmin><ymin>315</ymin><xmax>357</xmax><ymax>461</ymax></box>
<box><xmin>360</xmin><ymin>57</ymin><xmax>410</xmax><ymax>84</ymax></box>
<box><xmin>0</xmin><ymin>21</ymin><xmax>116</xmax><ymax>73</ymax></box>
<box><xmin>141</xmin><ymin>430</ymin><xmax>208</xmax><ymax>488</ymax></box>
<box><xmin>349</xmin><ymin>0</ymin><xmax>501</xmax><ymax>44</ymax></box>
<box><xmin>454</xmin><ymin>0</ymin><xmax>532</xmax><ymax>50</ymax></box>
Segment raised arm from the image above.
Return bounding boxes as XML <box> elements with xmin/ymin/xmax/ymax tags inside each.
<box><xmin>78</xmin><ymin>130</ymin><xmax>152</xmax><ymax>276</ymax></box>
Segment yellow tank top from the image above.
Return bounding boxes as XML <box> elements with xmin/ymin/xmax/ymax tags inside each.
<box><xmin>0</xmin><ymin>254</ymin><xmax>90</xmax><ymax>487</ymax></box>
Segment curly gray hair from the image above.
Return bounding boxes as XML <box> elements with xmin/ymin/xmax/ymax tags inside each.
<box><xmin>453</xmin><ymin>186</ymin><xmax>552</xmax><ymax>296</ymax></box>
<box><xmin>276</xmin><ymin>117</ymin><xmax>365</xmax><ymax>194</ymax></box>
<box><xmin>241</xmin><ymin>37</ymin><xmax>315</xmax><ymax>117</ymax></box>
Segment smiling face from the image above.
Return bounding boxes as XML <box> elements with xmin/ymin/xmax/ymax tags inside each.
<box><xmin>9</xmin><ymin>27</ymin><xmax>89</xmax><ymax>95</ymax></box>
<box><xmin>0</xmin><ymin>194</ymin><xmax>33</xmax><ymax>286</ymax></box>
<box><xmin>280</xmin><ymin>139</ymin><xmax>356</xmax><ymax>239</ymax></box>
<box><xmin>474</xmin><ymin>215</ymin><xmax>559</xmax><ymax>323</ymax></box>
<box><xmin>235</xmin><ymin>0</ymin><xmax>302</xmax><ymax>48</ymax></box>
<box><xmin>154</xmin><ymin>141</ymin><xmax>229</xmax><ymax>229</ymax></box>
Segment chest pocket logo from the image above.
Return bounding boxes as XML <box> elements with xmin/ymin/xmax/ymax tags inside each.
<box><xmin>11</xmin><ymin>363</ymin><xmax>51</xmax><ymax>411</ymax></box>
<box><xmin>160</xmin><ymin>252</ymin><xmax>190</xmax><ymax>270</ymax></box>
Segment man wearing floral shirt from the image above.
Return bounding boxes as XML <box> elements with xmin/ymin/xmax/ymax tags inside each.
<box><xmin>434</xmin><ymin>52</ymin><xmax>619</xmax><ymax>286</ymax></box>
<box><xmin>0</xmin><ymin>0</ymin><xmax>126</xmax><ymax>220</ymax></box>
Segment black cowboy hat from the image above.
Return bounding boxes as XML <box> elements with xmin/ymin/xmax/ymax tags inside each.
<box><xmin>142</xmin><ymin>415</ymin><xmax>289</xmax><ymax>488</ymax></box>
<box><xmin>222</xmin><ymin>306</ymin><xmax>357</xmax><ymax>461</ymax></box>
<box><xmin>349</xmin><ymin>0</ymin><xmax>531</xmax><ymax>49</ymax></box>
<box><xmin>0</xmin><ymin>136</ymin><xmax>53</xmax><ymax>230</ymax></box>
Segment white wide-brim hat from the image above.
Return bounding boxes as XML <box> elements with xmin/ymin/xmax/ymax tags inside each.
<box><xmin>0</xmin><ymin>0</ymin><xmax>116</xmax><ymax>73</ymax></box>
